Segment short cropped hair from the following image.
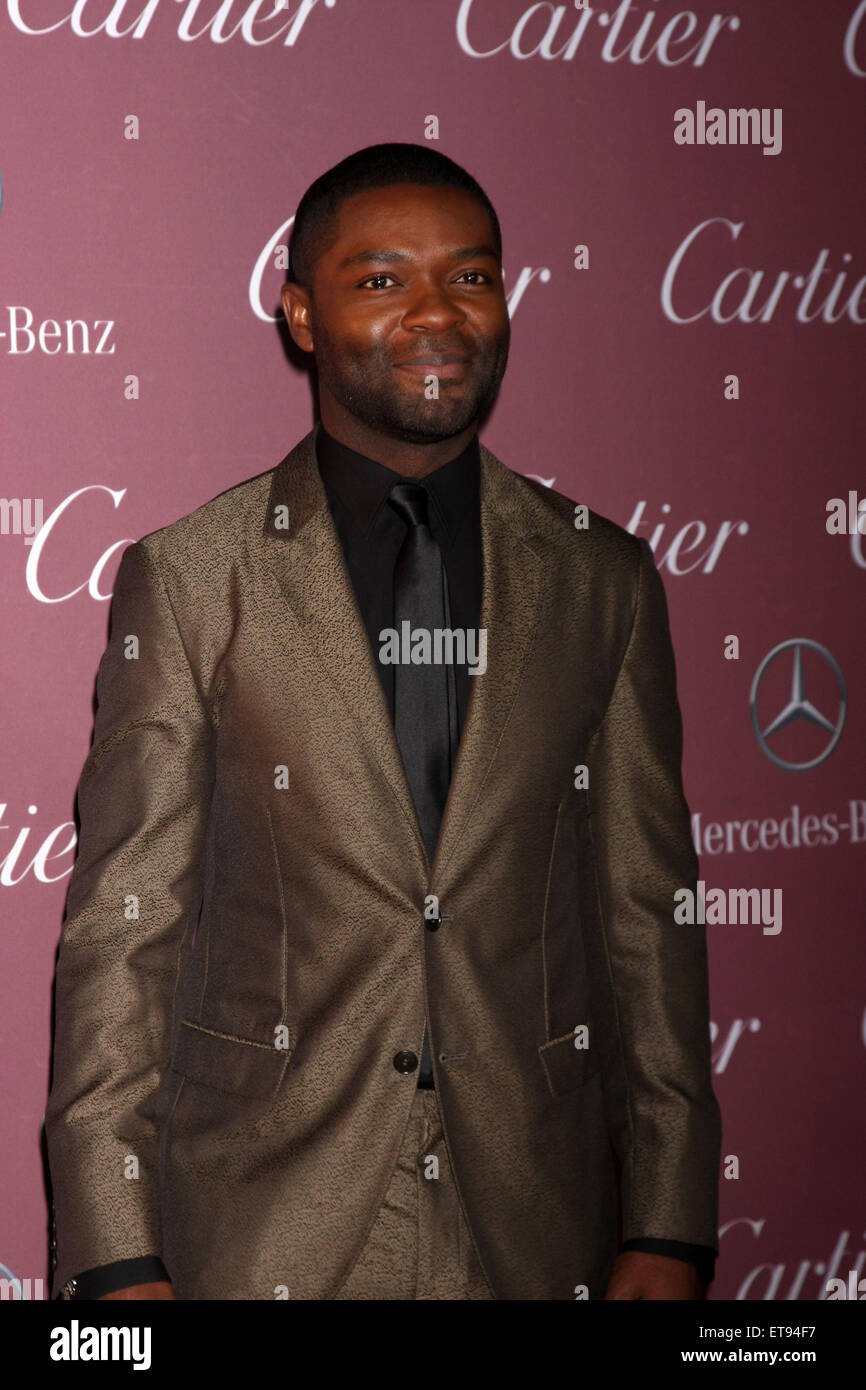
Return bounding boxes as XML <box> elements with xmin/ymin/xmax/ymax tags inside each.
<box><xmin>288</xmin><ymin>142</ymin><xmax>502</xmax><ymax>292</ymax></box>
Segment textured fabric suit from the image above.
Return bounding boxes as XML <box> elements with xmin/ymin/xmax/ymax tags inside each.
<box><xmin>45</xmin><ymin>423</ymin><xmax>722</xmax><ymax>1300</ymax></box>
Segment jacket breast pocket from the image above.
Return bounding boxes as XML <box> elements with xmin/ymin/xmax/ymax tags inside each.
<box><xmin>169</xmin><ymin>1018</ymin><xmax>291</xmax><ymax>1101</ymax></box>
<box><xmin>539</xmin><ymin>797</ymin><xmax>597</xmax><ymax>1096</ymax></box>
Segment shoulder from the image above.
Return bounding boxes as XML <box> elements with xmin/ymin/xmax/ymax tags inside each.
<box><xmin>142</xmin><ymin>462</ymin><xmax>275</xmax><ymax>554</ymax></box>
<box><xmin>119</xmin><ymin>462</ymin><xmax>279</xmax><ymax>594</ymax></box>
<box><xmin>522</xmin><ymin>472</ymin><xmax>640</xmax><ymax>554</ymax></box>
<box><xmin>482</xmin><ymin>445</ymin><xmax>646</xmax><ymax>583</ymax></box>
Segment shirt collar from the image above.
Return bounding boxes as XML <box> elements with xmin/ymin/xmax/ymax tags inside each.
<box><xmin>315</xmin><ymin>421</ymin><xmax>480</xmax><ymax>548</ymax></box>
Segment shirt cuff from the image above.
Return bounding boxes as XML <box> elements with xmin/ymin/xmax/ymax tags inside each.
<box><xmin>58</xmin><ymin>1256</ymin><xmax>169</xmax><ymax>1300</ymax></box>
<box><xmin>620</xmin><ymin>1239</ymin><xmax>716</xmax><ymax>1287</ymax></box>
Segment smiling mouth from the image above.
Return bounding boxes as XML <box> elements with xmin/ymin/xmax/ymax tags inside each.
<box><xmin>394</xmin><ymin>358</ymin><xmax>468</xmax><ymax>379</ymax></box>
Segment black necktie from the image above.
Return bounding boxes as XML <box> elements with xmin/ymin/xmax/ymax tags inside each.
<box><xmin>387</xmin><ymin>482</ymin><xmax>455</xmax><ymax>1088</ymax></box>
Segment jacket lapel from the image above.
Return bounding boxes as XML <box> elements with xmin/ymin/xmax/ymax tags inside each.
<box><xmin>431</xmin><ymin>442</ymin><xmax>544</xmax><ymax>889</ymax></box>
<box><xmin>259</xmin><ymin>424</ymin><xmax>545</xmax><ymax>888</ymax></box>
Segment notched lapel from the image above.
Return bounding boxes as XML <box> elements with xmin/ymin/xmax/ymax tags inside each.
<box><xmin>430</xmin><ymin>445</ymin><xmax>544</xmax><ymax>889</ymax></box>
<box><xmin>258</xmin><ymin>425</ymin><xmax>427</xmax><ymax>869</ymax></box>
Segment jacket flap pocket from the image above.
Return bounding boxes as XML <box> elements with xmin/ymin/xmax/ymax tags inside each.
<box><xmin>170</xmin><ymin>1019</ymin><xmax>290</xmax><ymax>1099</ymax></box>
<box><xmin>538</xmin><ymin>1025</ymin><xmax>598</xmax><ymax>1097</ymax></box>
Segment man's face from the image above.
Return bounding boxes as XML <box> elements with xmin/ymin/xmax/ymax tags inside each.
<box><xmin>283</xmin><ymin>183</ymin><xmax>510</xmax><ymax>445</ymax></box>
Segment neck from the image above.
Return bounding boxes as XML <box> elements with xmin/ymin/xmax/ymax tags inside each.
<box><xmin>318</xmin><ymin>402</ymin><xmax>476</xmax><ymax>478</ymax></box>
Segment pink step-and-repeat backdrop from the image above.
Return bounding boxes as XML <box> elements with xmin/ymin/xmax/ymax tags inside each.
<box><xmin>2</xmin><ymin>0</ymin><xmax>864</xmax><ymax>1300</ymax></box>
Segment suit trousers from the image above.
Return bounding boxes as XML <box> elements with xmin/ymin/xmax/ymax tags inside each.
<box><xmin>333</xmin><ymin>1087</ymin><xmax>495</xmax><ymax>1300</ymax></box>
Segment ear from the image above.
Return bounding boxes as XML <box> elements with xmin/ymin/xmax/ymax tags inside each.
<box><xmin>281</xmin><ymin>282</ymin><xmax>314</xmax><ymax>353</ymax></box>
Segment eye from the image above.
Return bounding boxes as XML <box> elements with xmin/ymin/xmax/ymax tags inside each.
<box><xmin>358</xmin><ymin>270</ymin><xmax>493</xmax><ymax>291</ymax></box>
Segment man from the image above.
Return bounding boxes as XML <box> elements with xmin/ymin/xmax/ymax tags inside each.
<box><xmin>46</xmin><ymin>142</ymin><xmax>721</xmax><ymax>1301</ymax></box>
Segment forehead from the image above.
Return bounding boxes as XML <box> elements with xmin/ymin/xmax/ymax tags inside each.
<box><xmin>328</xmin><ymin>183</ymin><xmax>494</xmax><ymax>252</ymax></box>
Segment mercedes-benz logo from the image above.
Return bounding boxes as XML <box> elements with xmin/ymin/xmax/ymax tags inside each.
<box><xmin>750</xmin><ymin>639</ymin><xmax>846</xmax><ymax>771</ymax></box>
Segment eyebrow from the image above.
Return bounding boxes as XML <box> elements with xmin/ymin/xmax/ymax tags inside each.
<box><xmin>338</xmin><ymin>244</ymin><xmax>499</xmax><ymax>271</ymax></box>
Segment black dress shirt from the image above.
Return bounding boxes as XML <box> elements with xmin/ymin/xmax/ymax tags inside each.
<box><xmin>317</xmin><ymin>420</ymin><xmax>483</xmax><ymax>736</ymax></box>
<box><xmin>63</xmin><ymin>422</ymin><xmax>715</xmax><ymax>1296</ymax></box>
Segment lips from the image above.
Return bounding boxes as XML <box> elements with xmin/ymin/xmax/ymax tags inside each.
<box><xmin>394</xmin><ymin>354</ymin><xmax>469</xmax><ymax>379</ymax></box>
<box><xmin>395</xmin><ymin>353</ymin><xmax>468</xmax><ymax>366</ymax></box>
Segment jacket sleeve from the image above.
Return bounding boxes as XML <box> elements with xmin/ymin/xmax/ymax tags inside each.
<box><xmin>45</xmin><ymin>537</ymin><xmax>213</xmax><ymax>1298</ymax></box>
<box><xmin>56</xmin><ymin>1257</ymin><xmax>170</xmax><ymax>1301</ymax></box>
<box><xmin>585</xmin><ymin>536</ymin><xmax>721</xmax><ymax>1250</ymax></box>
<box><xmin>620</xmin><ymin>1238</ymin><xmax>716</xmax><ymax>1286</ymax></box>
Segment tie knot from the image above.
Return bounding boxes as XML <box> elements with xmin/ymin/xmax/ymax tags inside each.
<box><xmin>387</xmin><ymin>481</ymin><xmax>431</xmax><ymax>530</ymax></box>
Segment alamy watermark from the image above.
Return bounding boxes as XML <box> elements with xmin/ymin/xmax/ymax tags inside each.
<box><xmin>378</xmin><ymin>623</ymin><xmax>487</xmax><ymax>675</ymax></box>
<box><xmin>0</xmin><ymin>497</ymin><xmax>44</xmax><ymax>545</ymax></box>
<box><xmin>674</xmin><ymin>881</ymin><xmax>782</xmax><ymax>935</ymax></box>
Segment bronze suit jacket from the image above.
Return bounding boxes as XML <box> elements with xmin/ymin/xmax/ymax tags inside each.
<box><xmin>45</xmin><ymin>424</ymin><xmax>721</xmax><ymax>1300</ymax></box>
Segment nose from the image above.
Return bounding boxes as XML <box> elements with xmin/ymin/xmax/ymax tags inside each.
<box><xmin>400</xmin><ymin>278</ymin><xmax>466</xmax><ymax>332</ymax></box>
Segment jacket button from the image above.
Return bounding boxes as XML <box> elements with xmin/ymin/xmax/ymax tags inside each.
<box><xmin>393</xmin><ymin>1050</ymin><xmax>418</xmax><ymax>1074</ymax></box>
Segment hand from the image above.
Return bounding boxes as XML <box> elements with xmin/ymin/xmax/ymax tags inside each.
<box><xmin>604</xmin><ymin>1251</ymin><xmax>705</xmax><ymax>1300</ymax></box>
<box><xmin>99</xmin><ymin>1281</ymin><xmax>176</xmax><ymax>1300</ymax></box>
